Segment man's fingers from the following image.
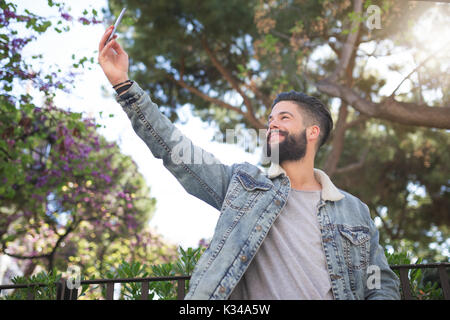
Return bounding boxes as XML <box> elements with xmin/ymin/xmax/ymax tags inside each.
<box><xmin>99</xmin><ymin>35</ymin><xmax>118</xmax><ymax>58</ymax></box>
<box><xmin>98</xmin><ymin>26</ymin><xmax>114</xmax><ymax>52</ymax></box>
<box><xmin>111</xmin><ymin>38</ymin><xmax>127</xmax><ymax>56</ymax></box>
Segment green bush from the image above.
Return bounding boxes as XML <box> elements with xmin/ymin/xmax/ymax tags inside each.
<box><xmin>104</xmin><ymin>246</ymin><xmax>204</xmax><ymax>300</ymax></box>
<box><xmin>386</xmin><ymin>250</ymin><xmax>445</xmax><ymax>300</ymax></box>
<box><xmin>1</xmin><ymin>269</ymin><xmax>61</xmax><ymax>300</ymax></box>
<box><xmin>1</xmin><ymin>246</ymin><xmax>204</xmax><ymax>300</ymax></box>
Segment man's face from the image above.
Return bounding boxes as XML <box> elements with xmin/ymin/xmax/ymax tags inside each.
<box><xmin>265</xmin><ymin>101</ymin><xmax>308</xmax><ymax>164</ymax></box>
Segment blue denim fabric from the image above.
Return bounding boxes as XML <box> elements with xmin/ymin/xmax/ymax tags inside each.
<box><xmin>116</xmin><ymin>82</ymin><xmax>401</xmax><ymax>300</ymax></box>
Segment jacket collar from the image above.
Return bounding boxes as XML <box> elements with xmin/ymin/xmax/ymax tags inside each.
<box><xmin>267</xmin><ymin>162</ymin><xmax>345</xmax><ymax>202</ymax></box>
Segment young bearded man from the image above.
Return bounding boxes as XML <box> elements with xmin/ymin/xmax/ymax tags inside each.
<box><xmin>98</xmin><ymin>26</ymin><xmax>400</xmax><ymax>300</ymax></box>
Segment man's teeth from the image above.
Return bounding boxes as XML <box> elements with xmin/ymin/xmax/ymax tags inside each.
<box><xmin>270</xmin><ymin>131</ymin><xmax>282</xmax><ymax>140</ymax></box>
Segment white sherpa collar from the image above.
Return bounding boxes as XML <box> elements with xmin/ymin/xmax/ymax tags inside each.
<box><xmin>267</xmin><ymin>162</ymin><xmax>345</xmax><ymax>201</ymax></box>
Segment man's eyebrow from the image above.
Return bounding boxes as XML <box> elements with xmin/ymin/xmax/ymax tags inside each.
<box><xmin>268</xmin><ymin>111</ymin><xmax>295</xmax><ymax>121</ymax></box>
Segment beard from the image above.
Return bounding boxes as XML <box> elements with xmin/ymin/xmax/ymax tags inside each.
<box><xmin>264</xmin><ymin>128</ymin><xmax>307</xmax><ymax>165</ymax></box>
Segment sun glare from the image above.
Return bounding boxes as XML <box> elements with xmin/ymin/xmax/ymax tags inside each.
<box><xmin>411</xmin><ymin>5</ymin><xmax>450</xmax><ymax>57</ymax></box>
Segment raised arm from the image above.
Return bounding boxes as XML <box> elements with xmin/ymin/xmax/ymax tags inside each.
<box><xmin>97</xmin><ymin>27</ymin><xmax>237</xmax><ymax>210</ymax></box>
<box><xmin>98</xmin><ymin>25</ymin><xmax>130</xmax><ymax>93</ymax></box>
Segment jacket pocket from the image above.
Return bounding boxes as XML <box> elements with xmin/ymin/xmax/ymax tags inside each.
<box><xmin>223</xmin><ymin>170</ymin><xmax>272</xmax><ymax>213</ymax></box>
<box><xmin>338</xmin><ymin>224</ymin><xmax>370</xmax><ymax>270</ymax></box>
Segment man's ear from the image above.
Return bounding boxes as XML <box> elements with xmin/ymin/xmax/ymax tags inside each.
<box><xmin>307</xmin><ymin>125</ymin><xmax>321</xmax><ymax>142</ymax></box>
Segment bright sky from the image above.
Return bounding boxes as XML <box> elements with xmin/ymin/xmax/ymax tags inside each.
<box><xmin>12</xmin><ymin>0</ymin><xmax>261</xmax><ymax>249</ymax></box>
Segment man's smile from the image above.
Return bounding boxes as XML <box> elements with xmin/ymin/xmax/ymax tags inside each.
<box><xmin>268</xmin><ymin>130</ymin><xmax>286</xmax><ymax>143</ymax></box>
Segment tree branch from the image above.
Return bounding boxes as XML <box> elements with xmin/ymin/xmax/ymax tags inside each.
<box><xmin>1</xmin><ymin>241</ymin><xmax>51</xmax><ymax>260</ymax></box>
<box><xmin>166</xmin><ymin>73</ymin><xmax>246</xmax><ymax>117</ymax></box>
<box><xmin>328</xmin><ymin>0</ymin><xmax>363</xmax><ymax>83</ymax></box>
<box><xmin>344</xmin><ymin>114</ymin><xmax>369</xmax><ymax>130</ymax></box>
<box><xmin>0</xmin><ymin>146</ymin><xmax>13</xmax><ymax>161</ymax></box>
<box><xmin>200</xmin><ymin>36</ymin><xmax>265</xmax><ymax>129</ymax></box>
<box><xmin>243</xmin><ymin>81</ymin><xmax>272</xmax><ymax>111</ymax></box>
<box><xmin>389</xmin><ymin>40</ymin><xmax>450</xmax><ymax>97</ymax></box>
<box><xmin>324</xmin><ymin>103</ymin><xmax>349</xmax><ymax>176</ymax></box>
<box><xmin>334</xmin><ymin>146</ymin><xmax>370</xmax><ymax>175</ymax></box>
<box><xmin>372</xmin><ymin>209</ymin><xmax>395</xmax><ymax>240</ymax></box>
<box><xmin>316</xmin><ymin>79</ymin><xmax>450</xmax><ymax>129</ymax></box>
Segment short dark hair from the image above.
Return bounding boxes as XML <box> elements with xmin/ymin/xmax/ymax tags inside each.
<box><xmin>271</xmin><ymin>91</ymin><xmax>333</xmax><ymax>149</ymax></box>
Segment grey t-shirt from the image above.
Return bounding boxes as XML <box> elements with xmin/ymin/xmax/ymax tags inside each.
<box><xmin>229</xmin><ymin>189</ymin><xmax>334</xmax><ymax>300</ymax></box>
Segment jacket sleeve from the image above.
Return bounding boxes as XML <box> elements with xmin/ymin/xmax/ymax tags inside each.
<box><xmin>115</xmin><ymin>81</ymin><xmax>236</xmax><ymax>211</ymax></box>
<box><xmin>364</xmin><ymin>205</ymin><xmax>401</xmax><ymax>300</ymax></box>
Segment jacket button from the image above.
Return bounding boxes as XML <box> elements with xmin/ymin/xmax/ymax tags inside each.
<box><xmin>274</xmin><ymin>199</ymin><xmax>281</xmax><ymax>206</ymax></box>
<box><xmin>219</xmin><ymin>286</ymin><xmax>226</xmax><ymax>293</ymax></box>
<box><xmin>240</xmin><ymin>255</ymin><xmax>247</xmax><ymax>262</ymax></box>
<box><xmin>255</xmin><ymin>225</ymin><xmax>262</xmax><ymax>232</ymax></box>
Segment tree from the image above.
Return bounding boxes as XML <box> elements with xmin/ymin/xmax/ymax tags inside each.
<box><xmin>0</xmin><ymin>0</ymin><xmax>177</xmax><ymax>280</ymax></box>
<box><xmin>105</xmin><ymin>0</ymin><xmax>449</xmax><ymax>260</ymax></box>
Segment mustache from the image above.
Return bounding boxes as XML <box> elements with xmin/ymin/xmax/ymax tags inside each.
<box><xmin>267</xmin><ymin>130</ymin><xmax>289</xmax><ymax>141</ymax></box>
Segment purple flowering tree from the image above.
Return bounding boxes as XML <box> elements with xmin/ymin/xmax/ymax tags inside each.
<box><xmin>0</xmin><ymin>0</ymin><xmax>177</xmax><ymax>279</ymax></box>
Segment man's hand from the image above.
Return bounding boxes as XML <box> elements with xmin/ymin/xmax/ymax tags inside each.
<box><xmin>98</xmin><ymin>25</ymin><xmax>129</xmax><ymax>87</ymax></box>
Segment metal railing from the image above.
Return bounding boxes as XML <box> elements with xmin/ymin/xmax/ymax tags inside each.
<box><xmin>390</xmin><ymin>263</ymin><xmax>450</xmax><ymax>300</ymax></box>
<box><xmin>1</xmin><ymin>263</ymin><xmax>449</xmax><ymax>300</ymax></box>
<box><xmin>0</xmin><ymin>275</ymin><xmax>191</xmax><ymax>300</ymax></box>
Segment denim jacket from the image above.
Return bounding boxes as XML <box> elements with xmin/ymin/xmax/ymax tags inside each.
<box><xmin>116</xmin><ymin>82</ymin><xmax>401</xmax><ymax>300</ymax></box>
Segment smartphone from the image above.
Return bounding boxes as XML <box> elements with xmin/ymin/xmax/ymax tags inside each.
<box><xmin>105</xmin><ymin>7</ymin><xmax>127</xmax><ymax>45</ymax></box>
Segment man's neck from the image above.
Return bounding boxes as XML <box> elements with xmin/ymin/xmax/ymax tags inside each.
<box><xmin>280</xmin><ymin>156</ymin><xmax>322</xmax><ymax>191</ymax></box>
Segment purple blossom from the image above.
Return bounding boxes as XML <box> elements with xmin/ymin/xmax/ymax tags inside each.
<box><xmin>60</xmin><ymin>12</ymin><xmax>72</xmax><ymax>21</ymax></box>
<box><xmin>78</xmin><ymin>145</ymin><xmax>92</xmax><ymax>158</ymax></box>
<box><xmin>39</xmin><ymin>83</ymin><xmax>51</xmax><ymax>91</ymax></box>
<box><xmin>50</xmin><ymin>169</ymin><xmax>61</xmax><ymax>177</ymax></box>
<box><xmin>91</xmin><ymin>18</ymin><xmax>102</xmax><ymax>25</ymax></box>
<box><xmin>10</xmin><ymin>37</ymin><xmax>32</xmax><ymax>53</ymax></box>
<box><xmin>100</xmin><ymin>173</ymin><xmax>111</xmax><ymax>184</ymax></box>
<box><xmin>127</xmin><ymin>221</ymin><xmax>137</xmax><ymax>230</ymax></box>
<box><xmin>4</xmin><ymin>9</ymin><xmax>17</xmax><ymax>19</ymax></box>
<box><xmin>78</xmin><ymin>17</ymin><xmax>90</xmax><ymax>25</ymax></box>
<box><xmin>63</xmin><ymin>136</ymin><xmax>74</xmax><ymax>149</ymax></box>
<box><xmin>6</xmin><ymin>139</ymin><xmax>15</xmax><ymax>148</ymax></box>
<box><xmin>36</xmin><ymin>175</ymin><xmax>48</xmax><ymax>187</ymax></box>
<box><xmin>198</xmin><ymin>238</ymin><xmax>209</xmax><ymax>248</ymax></box>
<box><xmin>126</xmin><ymin>214</ymin><xmax>138</xmax><ymax>229</ymax></box>
<box><xmin>31</xmin><ymin>194</ymin><xmax>44</xmax><ymax>202</ymax></box>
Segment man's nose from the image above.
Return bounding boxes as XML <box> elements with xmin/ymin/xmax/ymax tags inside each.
<box><xmin>269</xmin><ymin>119</ymin><xmax>281</xmax><ymax>130</ymax></box>
<box><xmin>267</xmin><ymin>121</ymin><xmax>280</xmax><ymax>137</ymax></box>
